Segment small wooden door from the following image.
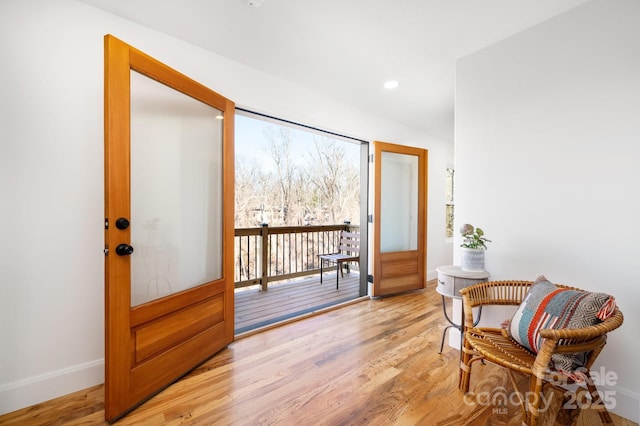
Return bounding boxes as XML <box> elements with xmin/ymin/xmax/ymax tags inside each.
<box><xmin>104</xmin><ymin>35</ymin><xmax>235</xmax><ymax>421</ymax></box>
<box><xmin>372</xmin><ymin>142</ymin><xmax>427</xmax><ymax>296</ymax></box>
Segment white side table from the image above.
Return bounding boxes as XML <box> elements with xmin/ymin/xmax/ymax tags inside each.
<box><xmin>436</xmin><ymin>265</ymin><xmax>490</xmax><ymax>352</ymax></box>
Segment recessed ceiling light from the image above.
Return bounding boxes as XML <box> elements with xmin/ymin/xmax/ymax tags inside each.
<box><xmin>384</xmin><ymin>80</ymin><xmax>399</xmax><ymax>89</ymax></box>
<box><xmin>245</xmin><ymin>0</ymin><xmax>263</xmax><ymax>8</ymax></box>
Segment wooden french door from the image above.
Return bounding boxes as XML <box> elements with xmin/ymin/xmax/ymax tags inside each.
<box><xmin>104</xmin><ymin>35</ymin><xmax>235</xmax><ymax>421</ymax></box>
<box><xmin>372</xmin><ymin>142</ymin><xmax>427</xmax><ymax>296</ymax></box>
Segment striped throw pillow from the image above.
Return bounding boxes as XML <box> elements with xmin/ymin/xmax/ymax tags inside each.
<box><xmin>508</xmin><ymin>276</ymin><xmax>616</xmax><ymax>372</ymax></box>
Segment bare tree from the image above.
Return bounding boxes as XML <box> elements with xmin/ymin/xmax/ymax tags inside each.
<box><xmin>303</xmin><ymin>137</ymin><xmax>359</xmax><ymax>224</ymax></box>
<box><xmin>263</xmin><ymin>126</ymin><xmax>298</xmax><ymax>225</ymax></box>
<box><xmin>235</xmin><ymin>156</ymin><xmax>271</xmax><ymax>226</ymax></box>
<box><xmin>235</xmin><ymin>123</ymin><xmax>360</xmax><ymax>228</ymax></box>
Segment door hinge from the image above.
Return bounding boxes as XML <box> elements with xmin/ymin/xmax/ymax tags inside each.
<box><xmin>368</xmin><ymin>154</ymin><xmax>374</xmax><ymax>163</ymax></box>
<box><xmin>367</xmin><ymin>214</ymin><xmax>373</xmax><ymax>223</ymax></box>
<box><xmin>104</xmin><ymin>245</ymin><xmax>109</xmax><ymax>256</ymax></box>
<box><xmin>105</xmin><ymin>218</ymin><xmax>109</xmax><ymax>230</ymax></box>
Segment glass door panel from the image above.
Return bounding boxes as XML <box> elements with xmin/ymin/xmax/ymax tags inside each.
<box><xmin>130</xmin><ymin>70</ymin><xmax>223</xmax><ymax>306</ymax></box>
<box><xmin>380</xmin><ymin>151</ymin><xmax>418</xmax><ymax>253</ymax></box>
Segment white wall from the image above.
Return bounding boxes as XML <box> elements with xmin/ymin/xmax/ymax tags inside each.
<box><xmin>455</xmin><ymin>0</ymin><xmax>640</xmax><ymax>421</ymax></box>
<box><xmin>0</xmin><ymin>0</ymin><xmax>452</xmax><ymax>414</ymax></box>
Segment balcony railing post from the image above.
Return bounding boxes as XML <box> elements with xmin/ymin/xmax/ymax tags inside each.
<box><xmin>260</xmin><ymin>223</ymin><xmax>269</xmax><ymax>291</ymax></box>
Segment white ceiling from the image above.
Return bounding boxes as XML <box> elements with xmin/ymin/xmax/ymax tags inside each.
<box><xmin>81</xmin><ymin>0</ymin><xmax>591</xmax><ymax>142</ymax></box>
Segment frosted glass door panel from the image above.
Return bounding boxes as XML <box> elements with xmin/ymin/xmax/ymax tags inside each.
<box><xmin>380</xmin><ymin>152</ymin><xmax>418</xmax><ymax>252</ymax></box>
<box><xmin>130</xmin><ymin>71</ymin><xmax>223</xmax><ymax>306</ymax></box>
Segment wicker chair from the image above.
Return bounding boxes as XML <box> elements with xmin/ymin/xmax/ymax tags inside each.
<box><xmin>458</xmin><ymin>280</ymin><xmax>623</xmax><ymax>425</ymax></box>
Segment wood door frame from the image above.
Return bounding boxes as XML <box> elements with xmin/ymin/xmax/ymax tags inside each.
<box><xmin>104</xmin><ymin>34</ymin><xmax>235</xmax><ymax>421</ymax></box>
<box><xmin>372</xmin><ymin>141</ymin><xmax>428</xmax><ymax>297</ymax></box>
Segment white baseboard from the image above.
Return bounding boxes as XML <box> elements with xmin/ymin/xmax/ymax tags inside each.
<box><xmin>427</xmin><ymin>269</ymin><xmax>438</xmax><ymax>281</ymax></box>
<box><xmin>601</xmin><ymin>383</ymin><xmax>640</xmax><ymax>423</ymax></box>
<box><xmin>0</xmin><ymin>359</ymin><xmax>104</xmax><ymax>416</ymax></box>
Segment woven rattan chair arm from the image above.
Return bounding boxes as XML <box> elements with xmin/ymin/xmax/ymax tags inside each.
<box><xmin>538</xmin><ymin>309</ymin><xmax>624</xmax><ymax>340</ymax></box>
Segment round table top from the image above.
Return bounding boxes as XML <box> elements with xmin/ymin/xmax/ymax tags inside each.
<box><xmin>436</xmin><ymin>264</ymin><xmax>490</xmax><ymax>279</ymax></box>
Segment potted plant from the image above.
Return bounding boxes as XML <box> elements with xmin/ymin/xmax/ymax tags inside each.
<box><xmin>459</xmin><ymin>224</ymin><xmax>491</xmax><ymax>271</ymax></box>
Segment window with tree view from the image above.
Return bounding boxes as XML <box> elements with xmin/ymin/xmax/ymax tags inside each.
<box><xmin>235</xmin><ymin>113</ymin><xmax>361</xmax><ymax>228</ymax></box>
<box><xmin>445</xmin><ymin>168</ymin><xmax>454</xmax><ymax>238</ymax></box>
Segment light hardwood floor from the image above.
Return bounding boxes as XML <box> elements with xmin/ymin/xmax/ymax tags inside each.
<box><xmin>1</xmin><ymin>281</ymin><xmax>635</xmax><ymax>425</ymax></box>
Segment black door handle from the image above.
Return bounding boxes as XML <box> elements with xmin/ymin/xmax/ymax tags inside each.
<box><xmin>115</xmin><ymin>243</ymin><xmax>134</xmax><ymax>256</ymax></box>
<box><xmin>115</xmin><ymin>217</ymin><xmax>130</xmax><ymax>230</ymax></box>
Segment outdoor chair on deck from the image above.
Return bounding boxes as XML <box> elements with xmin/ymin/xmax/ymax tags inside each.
<box><xmin>318</xmin><ymin>231</ymin><xmax>360</xmax><ymax>289</ymax></box>
<box><xmin>458</xmin><ymin>278</ymin><xmax>623</xmax><ymax>426</ymax></box>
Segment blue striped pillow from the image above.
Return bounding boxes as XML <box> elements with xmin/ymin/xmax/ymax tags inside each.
<box><xmin>507</xmin><ymin>276</ymin><xmax>615</xmax><ymax>372</ymax></box>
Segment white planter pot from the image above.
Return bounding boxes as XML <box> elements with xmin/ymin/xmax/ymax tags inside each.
<box><xmin>461</xmin><ymin>248</ymin><xmax>485</xmax><ymax>272</ymax></box>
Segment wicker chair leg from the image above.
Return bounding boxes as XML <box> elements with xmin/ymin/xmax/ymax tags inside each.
<box><xmin>527</xmin><ymin>376</ymin><xmax>544</xmax><ymax>426</ymax></box>
<box><xmin>585</xmin><ymin>379</ymin><xmax>613</xmax><ymax>424</ymax></box>
<box><xmin>458</xmin><ymin>361</ymin><xmax>470</xmax><ymax>392</ymax></box>
<box><xmin>506</xmin><ymin>370</ymin><xmax>527</xmax><ymax>420</ymax></box>
<box><xmin>458</xmin><ymin>341</ymin><xmax>473</xmax><ymax>392</ymax></box>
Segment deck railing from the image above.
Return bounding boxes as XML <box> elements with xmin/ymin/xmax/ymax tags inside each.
<box><xmin>234</xmin><ymin>223</ymin><xmax>359</xmax><ymax>290</ymax></box>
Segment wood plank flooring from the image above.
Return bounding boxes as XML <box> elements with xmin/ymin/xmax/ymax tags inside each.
<box><xmin>234</xmin><ymin>272</ymin><xmax>361</xmax><ymax>334</ymax></box>
<box><xmin>1</xmin><ymin>280</ymin><xmax>636</xmax><ymax>426</ymax></box>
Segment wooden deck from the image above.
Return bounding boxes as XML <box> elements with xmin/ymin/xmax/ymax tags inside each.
<box><xmin>235</xmin><ymin>272</ymin><xmax>362</xmax><ymax>334</ymax></box>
